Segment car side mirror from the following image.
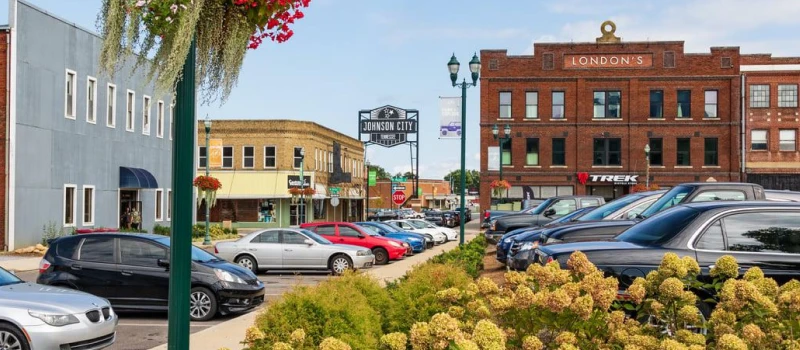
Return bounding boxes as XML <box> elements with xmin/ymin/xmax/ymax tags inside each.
<box><xmin>358</xmin><ymin>235</ymin><xmax>366</xmax><ymax>239</ymax></box>
<box><xmin>157</xmin><ymin>259</ymin><xmax>170</xmax><ymax>268</ymax></box>
<box><xmin>544</xmin><ymin>208</ymin><xmax>556</xmax><ymax>217</ymax></box>
<box><xmin>304</xmin><ymin>239</ymin><xmax>314</xmax><ymax>245</ymax></box>
<box><xmin>626</xmin><ymin>212</ymin><xmax>638</xmax><ymax>220</ymax></box>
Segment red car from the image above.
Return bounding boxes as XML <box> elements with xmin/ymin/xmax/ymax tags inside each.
<box><xmin>300</xmin><ymin>222</ymin><xmax>408</xmax><ymax>265</ymax></box>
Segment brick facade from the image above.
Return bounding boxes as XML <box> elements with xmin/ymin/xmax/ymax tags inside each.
<box><xmin>367</xmin><ymin>179</ymin><xmax>452</xmax><ymax>210</ymax></box>
<box><xmin>479</xmin><ymin>22</ymin><xmax>743</xmax><ymax>208</ymax></box>
<box><xmin>0</xmin><ymin>30</ymin><xmax>8</xmax><ymax>250</ymax></box>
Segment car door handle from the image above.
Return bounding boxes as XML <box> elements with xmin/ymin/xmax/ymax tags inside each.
<box><xmin>284</xmin><ymin>249</ymin><xmax>293</xmax><ymax>252</ymax></box>
<box><xmin>248</xmin><ymin>248</ymin><xmax>257</xmax><ymax>251</ymax></box>
<box><xmin>70</xmin><ymin>264</ymin><xmax>82</xmax><ymax>271</ymax></box>
<box><xmin>121</xmin><ymin>270</ymin><xmax>133</xmax><ymax>276</ymax></box>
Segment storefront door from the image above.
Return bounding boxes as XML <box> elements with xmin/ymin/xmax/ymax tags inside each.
<box><xmin>119</xmin><ymin>190</ymin><xmax>141</xmax><ymax>229</ymax></box>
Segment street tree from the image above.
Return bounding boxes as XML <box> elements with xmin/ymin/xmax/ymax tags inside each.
<box><xmin>368</xmin><ymin>165</ymin><xmax>391</xmax><ymax>179</ymax></box>
<box><xmin>444</xmin><ymin>169</ymin><xmax>480</xmax><ymax>193</ymax></box>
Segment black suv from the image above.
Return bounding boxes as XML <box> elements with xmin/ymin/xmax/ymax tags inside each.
<box><xmin>37</xmin><ymin>233</ymin><xmax>265</xmax><ymax>321</ymax></box>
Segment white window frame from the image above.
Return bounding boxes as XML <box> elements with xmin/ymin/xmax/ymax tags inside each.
<box><xmin>64</xmin><ymin>184</ymin><xmax>77</xmax><ymax>227</ymax></box>
<box><xmin>155</xmin><ymin>188</ymin><xmax>164</xmax><ymax>221</ymax></box>
<box><xmin>106</xmin><ymin>83</ymin><xmax>117</xmax><ymax>128</ymax></box>
<box><xmin>198</xmin><ymin>146</ymin><xmax>207</xmax><ymax>169</ymax></box>
<box><xmin>242</xmin><ymin>146</ymin><xmax>255</xmax><ymax>169</ymax></box>
<box><xmin>293</xmin><ymin>147</ymin><xmax>304</xmax><ymax>169</ymax></box>
<box><xmin>222</xmin><ymin>146</ymin><xmax>234</xmax><ymax>169</ymax></box>
<box><xmin>142</xmin><ymin>95</ymin><xmax>151</xmax><ymax>135</ymax></box>
<box><xmin>263</xmin><ymin>146</ymin><xmax>276</xmax><ymax>169</ymax></box>
<box><xmin>126</xmin><ymin>90</ymin><xmax>136</xmax><ymax>132</ymax></box>
<box><xmin>82</xmin><ymin>185</ymin><xmax>95</xmax><ymax>226</ymax></box>
<box><xmin>167</xmin><ymin>189</ymin><xmax>172</xmax><ymax>221</ymax></box>
<box><xmin>86</xmin><ymin>76</ymin><xmax>97</xmax><ymax>124</ymax></box>
<box><xmin>780</xmin><ymin>129</ymin><xmax>797</xmax><ymax>151</ymax></box>
<box><xmin>751</xmin><ymin>130</ymin><xmax>768</xmax><ymax>151</ymax></box>
<box><xmin>169</xmin><ymin>103</ymin><xmax>174</xmax><ymax>140</ymax></box>
<box><xmin>156</xmin><ymin>100</ymin><xmax>164</xmax><ymax>138</ymax></box>
<box><xmin>65</xmin><ymin>69</ymin><xmax>77</xmax><ymax>119</ymax></box>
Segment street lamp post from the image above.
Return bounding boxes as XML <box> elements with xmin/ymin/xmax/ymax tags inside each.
<box><xmin>299</xmin><ymin>148</ymin><xmax>306</xmax><ymax>225</ymax></box>
<box><xmin>448</xmin><ymin>53</ymin><xmax>481</xmax><ymax>246</ymax></box>
<box><xmin>644</xmin><ymin>144</ymin><xmax>651</xmax><ymax>189</ymax></box>
<box><xmin>203</xmin><ymin>116</ymin><xmax>212</xmax><ymax>246</ymax></box>
<box><xmin>492</xmin><ymin>123</ymin><xmax>511</xmax><ymax>203</ymax></box>
<box><xmin>365</xmin><ymin>160</ymin><xmax>371</xmax><ymax>220</ymax></box>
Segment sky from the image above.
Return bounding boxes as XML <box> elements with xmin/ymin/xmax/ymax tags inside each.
<box><xmin>2</xmin><ymin>0</ymin><xmax>800</xmax><ymax>179</ymax></box>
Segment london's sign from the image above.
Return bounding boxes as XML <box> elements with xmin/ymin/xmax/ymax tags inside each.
<box><xmin>563</xmin><ymin>54</ymin><xmax>653</xmax><ymax>69</ymax></box>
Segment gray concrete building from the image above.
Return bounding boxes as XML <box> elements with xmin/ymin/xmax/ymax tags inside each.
<box><xmin>3</xmin><ymin>0</ymin><xmax>174</xmax><ymax>250</ymax></box>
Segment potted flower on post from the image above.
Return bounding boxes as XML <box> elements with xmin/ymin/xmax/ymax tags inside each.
<box><xmin>194</xmin><ymin>175</ymin><xmax>222</xmax><ymax>208</ymax></box>
<box><xmin>490</xmin><ymin>179</ymin><xmax>511</xmax><ymax>199</ymax></box>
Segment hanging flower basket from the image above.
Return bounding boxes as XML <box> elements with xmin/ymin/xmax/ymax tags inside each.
<box><xmin>490</xmin><ymin>180</ymin><xmax>511</xmax><ymax>198</ymax></box>
<box><xmin>194</xmin><ymin>175</ymin><xmax>222</xmax><ymax>208</ymax></box>
<box><xmin>288</xmin><ymin>187</ymin><xmax>302</xmax><ymax>196</ymax></box>
<box><xmin>302</xmin><ymin>187</ymin><xmax>316</xmax><ymax>196</ymax></box>
<box><xmin>99</xmin><ymin>0</ymin><xmax>311</xmax><ymax>104</ymax></box>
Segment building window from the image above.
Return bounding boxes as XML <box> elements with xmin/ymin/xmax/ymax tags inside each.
<box><xmin>780</xmin><ymin>129</ymin><xmax>797</xmax><ymax>151</ymax></box>
<box><xmin>107</xmin><ymin>83</ymin><xmax>116</xmax><ymax>128</ymax></box>
<box><xmin>751</xmin><ymin>130</ymin><xmax>768</xmax><ymax>151</ymax></box>
<box><xmin>293</xmin><ymin>147</ymin><xmax>304</xmax><ymax>169</ymax></box>
<box><xmin>198</xmin><ymin>146</ymin><xmax>207</xmax><ymax>168</ymax></box>
<box><xmin>525</xmin><ymin>92</ymin><xmax>538</xmax><ymax>119</ymax></box>
<box><xmin>677</xmin><ymin>90</ymin><xmax>691</xmax><ymax>117</ymax></box>
<box><xmin>169</xmin><ymin>103</ymin><xmax>174</xmax><ymax>140</ymax></box>
<box><xmin>552</xmin><ymin>92</ymin><xmax>565</xmax><ymax>119</ymax></box>
<box><xmin>142</xmin><ymin>95</ymin><xmax>151</xmax><ymax>135</ymax></box>
<box><xmin>593</xmin><ymin>91</ymin><xmax>621</xmax><ymax>119</ymax></box>
<box><xmin>167</xmin><ymin>189</ymin><xmax>172</xmax><ymax>221</ymax></box>
<box><xmin>704</xmin><ymin>138</ymin><xmax>718</xmax><ymax>166</ymax></box>
<box><xmin>222</xmin><ymin>146</ymin><xmax>233</xmax><ymax>168</ymax></box>
<box><xmin>64</xmin><ymin>184</ymin><xmax>76</xmax><ymax>227</ymax></box>
<box><xmin>501</xmin><ymin>139</ymin><xmax>512</xmax><ymax>166</ymax></box>
<box><xmin>86</xmin><ymin>77</ymin><xmax>97</xmax><ymax>123</ymax></box>
<box><xmin>650</xmin><ymin>90</ymin><xmax>663</xmax><ymax>118</ymax></box>
<box><xmin>499</xmin><ymin>92</ymin><xmax>511</xmax><ymax>119</ymax></box>
<box><xmin>243</xmin><ymin>146</ymin><xmax>254</xmax><ymax>168</ymax></box>
<box><xmin>525</xmin><ymin>138</ymin><xmax>539</xmax><ymax>165</ymax></box>
<box><xmin>704</xmin><ymin>90</ymin><xmax>718</xmax><ymax>118</ymax></box>
<box><xmin>155</xmin><ymin>189</ymin><xmax>163</xmax><ymax>221</ymax></box>
<box><xmin>592</xmin><ymin>138</ymin><xmax>622</xmax><ymax>166</ymax></box>
<box><xmin>315</xmin><ymin>149</ymin><xmax>319</xmax><ymax>170</ymax></box>
<box><xmin>750</xmin><ymin>84</ymin><xmax>770</xmax><ymax>108</ymax></box>
<box><xmin>82</xmin><ymin>185</ymin><xmax>95</xmax><ymax>226</ymax></box>
<box><xmin>648</xmin><ymin>138</ymin><xmax>663</xmax><ymax>166</ymax></box>
<box><xmin>677</xmin><ymin>138</ymin><xmax>691</xmax><ymax>166</ymax></box>
<box><xmin>552</xmin><ymin>138</ymin><xmax>566</xmax><ymax>166</ymax></box>
<box><xmin>778</xmin><ymin>84</ymin><xmax>798</xmax><ymax>108</ymax></box>
<box><xmin>328</xmin><ymin>152</ymin><xmax>332</xmax><ymax>171</ymax></box>
<box><xmin>156</xmin><ymin>100</ymin><xmax>164</xmax><ymax>138</ymax></box>
<box><xmin>126</xmin><ymin>90</ymin><xmax>135</xmax><ymax>131</ymax></box>
<box><xmin>65</xmin><ymin>69</ymin><xmax>77</xmax><ymax>119</ymax></box>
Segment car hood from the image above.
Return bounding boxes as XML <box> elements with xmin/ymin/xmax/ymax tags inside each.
<box><xmin>0</xmin><ymin>283</ymin><xmax>110</xmax><ymax>314</ymax></box>
<box><xmin>373</xmin><ymin>236</ymin><xmax>405</xmax><ymax>244</ymax></box>
<box><xmin>386</xmin><ymin>233</ymin><xmax>422</xmax><ymax>241</ymax></box>
<box><xmin>200</xmin><ymin>259</ymin><xmax>259</xmax><ymax>281</ymax></box>
<box><xmin>329</xmin><ymin>243</ymin><xmax>369</xmax><ymax>252</ymax></box>
<box><xmin>538</xmin><ymin>240</ymin><xmax>645</xmax><ymax>256</ymax></box>
<box><xmin>511</xmin><ymin>227</ymin><xmax>549</xmax><ymax>241</ymax></box>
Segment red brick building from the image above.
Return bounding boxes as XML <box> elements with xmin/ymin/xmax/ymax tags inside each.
<box><xmin>0</xmin><ymin>29</ymin><xmax>8</xmax><ymax>249</ymax></box>
<box><xmin>368</xmin><ymin>179</ymin><xmax>452</xmax><ymax>211</ymax></box>
<box><xmin>479</xmin><ymin>21</ymin><xmax>743</xmax><ymax>207</ymax></box>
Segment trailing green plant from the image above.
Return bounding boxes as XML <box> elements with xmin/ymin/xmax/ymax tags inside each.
<box><xmin>41</xmin><ymin>221</ymin><xmax>70</xmax><ymax>246</ymax></box>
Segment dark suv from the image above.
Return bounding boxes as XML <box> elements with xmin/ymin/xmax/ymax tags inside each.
<box><xmin>37</xmin><ymin>233</ymin><xmax>265</xmax><ymax>321</ymax></box>
<box><xmin>485</xmin><ymin>195</ymin><xmax>605</xmax><ymax>243</ymax></box>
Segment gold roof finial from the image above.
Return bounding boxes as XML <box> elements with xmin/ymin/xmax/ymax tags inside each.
<box><xmin>596</xmin><ymin>20</ymin><xmax>621</xmax><ymax>43</ymax></box>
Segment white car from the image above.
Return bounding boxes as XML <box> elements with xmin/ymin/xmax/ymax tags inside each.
<box><xmin>387</xmin><ymin>220</ymin><xmax>447</xmax><ymax>244</ymax></box>
<box><xmin>406</xmin><ymin>219</ymin><xmax>458</xmax><ymax>241</ymax></box>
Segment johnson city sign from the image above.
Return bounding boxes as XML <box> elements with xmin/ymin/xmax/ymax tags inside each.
<box><xmin>563</xmin><ymin>53</ymin><xmax>653</xmax><ymax>69</ymax></box>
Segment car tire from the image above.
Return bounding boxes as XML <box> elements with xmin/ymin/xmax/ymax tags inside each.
<box><xmin>235</xmin><ymin>255</ymin><xmax>258</xmax><ymax>274</ymax></box>
<box><xmin>330</xmin><ymin>254</ymin><xmax>353</xmax><ymax>275</ymax></box>
<box><xmin>0</xmin><ymin>323</ymin><xmax>30</xmax><ymax>350</ymax></box>
<box><xmin>372</xmin><ymin>247</ymin><xmax>389</xmax><ymax>265</ymax></box>
<box><xmin>441</xmin><ymin>130</ymin><xmax>447</xmax><ymax>136</ymax></box>
<box><xmin>189</xmin><ymin>287</ymin><xmax>218</xmax><ymax>322</ymax></box>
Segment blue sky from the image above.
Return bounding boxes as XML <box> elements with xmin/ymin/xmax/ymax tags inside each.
<box><xmin>2</xmin><ymin>0</ymin><xmax>800</xmax><ymax>179</ymax></box>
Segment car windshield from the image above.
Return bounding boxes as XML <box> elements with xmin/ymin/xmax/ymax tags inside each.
<box><xmin>359</xmin><ymin>226</ymin><xmax>382</xmax><ymax>236</ymax></box>
<box><xmin>298</xmin><ymin>229</ymin><xmax>332</xmax><ymax>244</ymax></box>
<box><xmin>615</xmin><ymin>206</ymin><xmax>702</xmax><ymax>246</ymax></box>
<box><xmin>406</xmin><ymin>220</ymin><xmax>430</xmax><ymax>229</ymax></box>
<box><xmin>578</xmin><ymin>194</ymin><xmax>644</xmax><ymax>221</ymax></box>
<box><xmin>639</xmin><ymin>185</ymin><xmax>694</xmax><ymax>218</ymax></box>
<box><xmin>384</xmin><ymin>222</ymin><xmax>405</xmax><ymax>231</ymax></box>
<box><xmin>551</xmin><ymin>207</ymin><xmax>591</xmax><ymax>224</ymax></box>
<box><xmin>526</xmin><ymin>198</ymin><xmax>556</xmax><ymax>215</ymax></box>
<box><xmin>0</xmin><ymin>267</ymin><xmax>23</xmax><ymax>287</ymax></box>
<box><xmin>155</xmin><ymin>237</ymin><xmax>223</xmax><ymax>263</ymax></box>
<box><xmin>367</xmin><ymin>222</ymin><xmax>399</xmax><ymax>233</ymax></box>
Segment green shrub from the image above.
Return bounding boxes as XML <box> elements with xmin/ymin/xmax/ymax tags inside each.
<box><xmin>429</xmin><ymin>235</ymin><xmax>487</xmax><ymax>278</ymax></box>
<box><xmin>192</xmin><ymin>224</ymin><xmax>229</xmax><ymax>239</ymax></box>
<box><xmin>153</xmin><ymin>224</ymin><xmax>171</xmax><ymax>236</ymax></box>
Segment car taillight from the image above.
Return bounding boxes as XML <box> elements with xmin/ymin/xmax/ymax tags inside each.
<box><xmin>38</xmin><ymin>259</ymin><xmax>51</xmax><ymax>274</ymax></box>
<box><xmin>214</xmin><ymin>246</ymin><xmax>219</xmax><ymax>254</ymax></box>
<box><xmin>484</xmin><ymin>211</ymin><xmax>490</xmax><ymax>219</ymax></box>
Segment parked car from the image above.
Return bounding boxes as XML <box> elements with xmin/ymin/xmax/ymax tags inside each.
<box><xmin>632</xmin><ymin>182</ymin><xmax>768</xmax><ymax>221</ymax></box>
<box><xmin>534</xmin><ymin>201</ymin><xmax>800</xmax><ymax>319</ymax></box>
<box><xmin>214</xmin><ymin>228</ymin><xmax>375</xmax><ymax>275</ymax></box>
<box><xmin>482</xmin><ymin>200</ymin><xmax>546</xmax><ymax>228</ymax></box>
<box><xmin>354</xmin><ymin>222</ymin><xmax>427</xmax><ymax>254</ymax></box>
<box><xmin>441</xmin><ymin>211</ymin><xmax>458</xmax><ymax>227</ymax></box>
<box><xmin>1</xmin><ymin>266</ymin><xmax>118</xmax><ymax>350</ymax></box>
<box><xmin>37</xmin><ymin>233</ymin><xmax>265</xmax><ymax>321</ymax></box>
<box><xmin>424</xmin><ymin>210</ymin><xmax>444</xmax><ymax>226</ymax></box>
<box><xmin>387</xmin><ymin>219</ymin><xmax>448</xmax><ymax>244</ymax></box>
<box><xmin>397</xmin><ymin>209</ymin><xmax>424</xmax><ymax>219</ymax></box>
<box><xmin>440</xmin><ymin>121</ymin><xmax>461</xmax><ymax>136</ymax></box>
<box><xmin>406</xmin><ymin>219</ymin><xmax>458</xmax><ymax>241</ymax></box>
<box><xmin>378</xmin><ymin>221</ymin><xmax>437</xmax><ymax>248</ymax></box>
<box><xmin>300</xmin><ymin>222</ymin><xmax>409</xmax><ymax>265</ymax></box>
<box><xmin>369</xmin><ymin>210</ymin><xmax>399</xmax><ymax>222</ymax></box>
<box><xmin>485</xmin><ymin>195</ymin><xmax>606</xmax><ymax>243</ymax></box>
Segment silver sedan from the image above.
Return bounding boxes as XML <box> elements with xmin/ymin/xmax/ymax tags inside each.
<box><xmin>0</xmin><ymin>267</ymin><xmax>117</xmax><ymax>350</ymax></box>
<box><xmin>214</xmin><ymin>228</ymin><xmax>375</xmax><ymax>275</ymax></box>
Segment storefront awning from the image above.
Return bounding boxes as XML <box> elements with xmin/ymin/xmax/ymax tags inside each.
<box><xmin>120</xmin><ymin>167</ymin><xmax>158</xmax><ymax>189</ymax></box>
<box><xmin>313</xmin><ymin>184</ymin><xmax>327</xmax><ymax>199</ymax></box>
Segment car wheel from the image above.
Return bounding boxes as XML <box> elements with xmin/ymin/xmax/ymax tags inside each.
<box><xmin>372</xmin><ymin>247</ymin><xmax>389</xmax><ymax>265</ymax></box>
<box><xmin>330</xmin><ymin>254</ymin><xmax>353</xmax><ymax>275</ymax></box>
<box><xmin>189</xmin><ymin>287</ymin><xmax>218</xmax><ymax>322</ymax></box>
<box><xmin>235</xmin><ymin>255</ymin><xmax>258</xmax><ymax>274</ymax></box>
<box><xmin>441</xmin><ymin>130</ymin><xmax>447</xmax><ymax>136</ymax></box>
<box><xmin>0</xmin><ymin>323</ymin><xmax>30</xmax><ymax>350</ymax></box>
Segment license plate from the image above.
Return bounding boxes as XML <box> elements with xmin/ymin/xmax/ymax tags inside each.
<box><xmin>364</xmin><ymin>262</ymin><xmax>373</xmax><ymax>268</ymax></box>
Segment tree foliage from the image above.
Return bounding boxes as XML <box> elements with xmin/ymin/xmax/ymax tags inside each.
<box><xmin>444</xmin><ymin>170</ymin><xmax>481</xmax><ymax>193</ymax></box>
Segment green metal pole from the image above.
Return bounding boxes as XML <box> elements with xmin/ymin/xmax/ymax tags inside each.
<box><xmin>203</xmin><ymin>126</ymin><xmax>210</xmax><ymax>245</ymax></box>
<box><xmin>168</xmin><ymin>37</ymin><xmax>196</xmax><ymax>349</ymax></box>
<box><xmin>299</xmin><ymin>157</ymin><xmax>304</xmax><ymax>225</ymax></box>
<box><xmin>459</xmin><ymin>79</ymin><xmax>467</xmax><ymax>246</ymax></box>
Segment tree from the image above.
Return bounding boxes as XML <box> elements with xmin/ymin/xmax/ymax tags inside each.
<box><xmin>444</xmin><ymin>170</ymin><xmax>481</xmax><ymax>193</ymax></box>
<box><xmin>368</xmin><ymin>165</ymin><xmax>391</xmax><ymax>179</ymax></box>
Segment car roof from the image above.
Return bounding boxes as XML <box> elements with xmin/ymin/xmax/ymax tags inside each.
<box><xmin>54</xmin><ymin>232</ymin><xmax>166</xmax><ymax>242</ymax></box>
<box><xmin>680</xmin><ymin>200</ymin><xmax>800</xmax><ymax>211</ymax></box>
<box><xmin>672</xmin><ymin>182</ymin><xmax>762</xmax><ymax>187</ymax></box>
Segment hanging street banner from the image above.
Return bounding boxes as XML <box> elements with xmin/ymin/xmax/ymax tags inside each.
<box><xmin>439</xmin><ymin>96</ymin><xmax>462</xmax><ymax>139</ymax></box>
<box><xmin>368</xmin><ymin>170</ymin><xmax>377</xmax><ymax>186</ymax></box>
<box><xmin>208</xmin><ymin>138</ymin><xmax>223</xmax><ymax>168</ymax></box>
<box><xmin>487</xmin><ymin>146</ymin><xmax>500</xmax><ymax>171</ymax></box>
<box><xmin>359</xmin><ymin>105</ymin><xmax>418</xmax><ymax>147</ymax></box>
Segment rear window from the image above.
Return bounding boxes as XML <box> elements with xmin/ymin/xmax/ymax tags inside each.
<box><xmin>56</xmin><ymin>238</ymin><xmax>81</xmax><ymax>259</ymax></box>
<box><xmin>615</xmin><ymin>206</ymin><xmax>702</xmax><ymax>246</ymax></box>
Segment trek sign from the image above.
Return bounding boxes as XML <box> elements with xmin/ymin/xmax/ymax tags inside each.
<box><xmin>578</xmin><ymin>173</ymin><xmax>639</xmax><ymax>185</ymax></box>
<box><xmin>359</xmin><ymin>106</ymin><xmax>418</xmax><ymax>147</ymax></box>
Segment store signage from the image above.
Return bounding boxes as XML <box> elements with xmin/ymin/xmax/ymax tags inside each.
<box><xmin>287</xmin><ymin>175</ymin><xmax>310</xmax><ymax>188</ymax></box>
<box><xmin>394</xmin><ymin>186</ymin><xmax>406</xmax><ymax>190</ymax></box>
<box><xmin>563</xmin><ymin>54</ymin><xmax>653</xmax><ymax>69</ymax></box>
<box><xmin>368</xmin><ymin>170</ymin><xmax>377</xmax><ymax>186</ymax></box>
<box><xmin>577</xmin><ymin>172</ymin><xmax>639</xmax><ymax>185</ymax></box>
<box><xmin>391</xmin><ymin>176</ymin><xmax>407</xmax><ymax>182</ymax></box>
<box><xmin>360</xmin><ymin>106</ymin><xmax>417</xmax><ymax>147</ymax></box>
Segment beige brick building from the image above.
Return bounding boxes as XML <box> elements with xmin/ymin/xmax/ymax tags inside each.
<box><xmin>196</xmin><ymin>120</ymin><xmax>365</xmax><ymax>228</ymax></box>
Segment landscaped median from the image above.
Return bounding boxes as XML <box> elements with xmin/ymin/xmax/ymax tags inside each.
<box><xmin>230</xmin><ymin>246</ymin><xmax>800</xmax><ymax>350</ymax></box>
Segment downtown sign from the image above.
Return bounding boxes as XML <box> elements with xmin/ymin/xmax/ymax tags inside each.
<box><xmin>359</xmin><ymin>105</ymin><xmax>418</xmax><ymax>147</ymax></box>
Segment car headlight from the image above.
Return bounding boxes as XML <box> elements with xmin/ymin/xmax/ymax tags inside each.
<box><xmin>388</xmin><ymin>241</ymin><xmax>402</xmax><ymax>247</ymax></box>
<box><xmin>546</xmin><ymin>238</ymin><xmax>563</xmax><ymax>244</ymax></box>
<box><xmin>357</xmin><ymin>250</ymin><xmax>372</xmax><ymax>256</ymax></box>
<box><xmin>520</xmin><ymin>241</ymin><xmax>539</xmax><ymax>251</ymax></box>
<box><xmin>503</xmin><ymin>237</ymin><xmax>512</xmax><ymax>243</ymax></box>
<box><xmin>28</xmin><ymin>311</ymin><xmax>79</xmax><ymax>327</ymax></box>
<box><xmin>490</xmin><ymin>220</ymin><xmax>497</xmax><ymax>230</ymax></box>
<box><xmin>214</xmin><ymin>268</ymin><xmax>247</xmax><ymax>284</ymax></box>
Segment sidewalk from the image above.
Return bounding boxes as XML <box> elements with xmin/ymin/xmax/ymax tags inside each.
<box><xmin>149</xmin><ymin>229</ymin><xmax>480</xmax><ymax>350</ymax></box>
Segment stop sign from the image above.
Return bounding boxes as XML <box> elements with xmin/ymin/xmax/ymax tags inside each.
<box><xmin>392</xmin><ymin>190</ymin><xmax>406</xmax><ymax>206</ymax></box>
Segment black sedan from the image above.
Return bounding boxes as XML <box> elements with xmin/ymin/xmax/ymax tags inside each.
<box><xmin>534</xmin><ymin>201</ymin><xmax>800</xmax><ymax>315</ymax></box>
<box><xmin>38</xmin><ymin>233</ymin><xmax>265</xmax><ymax>321</ymax></box>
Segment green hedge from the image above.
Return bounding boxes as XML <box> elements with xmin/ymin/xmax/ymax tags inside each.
<box><xmin>151</xmin><ymin>223</ymin><xmax>238</xmax><ymax>238</ymax></box>
<box><xmin>429</xmin><ymin>235</ymin><xmax>488</xmax><ymax>278</ymax></box>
